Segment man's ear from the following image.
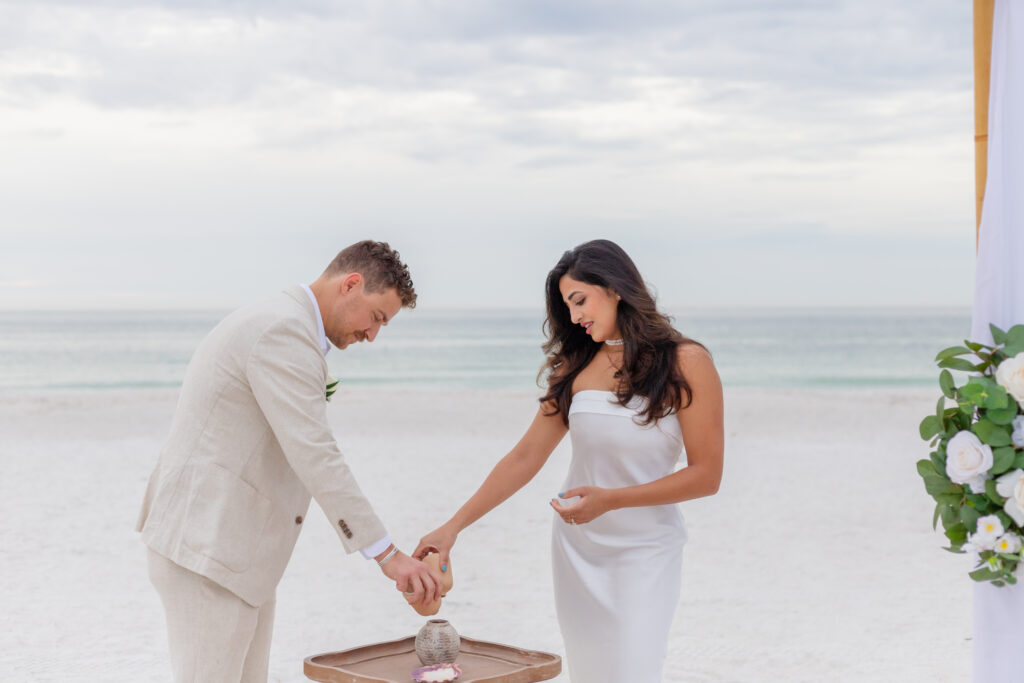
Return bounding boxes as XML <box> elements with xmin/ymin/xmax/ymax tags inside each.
<box><xmin>339</xmin><ymin>272</ymin><xmax>362</xmax><ymax>295</ymax></box>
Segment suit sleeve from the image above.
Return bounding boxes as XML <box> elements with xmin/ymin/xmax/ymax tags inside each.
<box><xmin>246</xmin><ymin>321</ymin><xmax>388</xmax><ymax>553</ymax></box>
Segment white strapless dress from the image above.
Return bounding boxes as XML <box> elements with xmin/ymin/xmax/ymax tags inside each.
<box><xmin>552</xmin><ymin>390</ymin><xmax>687</xmax><ymax>682</ymax></box>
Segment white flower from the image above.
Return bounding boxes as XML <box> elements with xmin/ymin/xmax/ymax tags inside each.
<box><xmin>945</xmin><ymin>431</ymin><xmax>994</xmax><ymax>493</ymax></box>
<box><xmin>1012</xmin><ymin>416</ymin><xmax>1024</xmax><ymax>449</ymax></box>
<box><xmin>974</xmin><ymin>515</ymin><xmax>1005</xmax><ymax>548</ymax></box>
<box><xmin>996</xmin><ymin>352</ymin><xmax>1024</xmax><ymax>405</ymax></box>
<box><xmin>997</xmin><ymin>469</ymin><xmax>1024</xmax><ymax>526</ymax></box>
<box><xmin>966</xmin><ymin>536</ymin><xmax>991</xmax><ymax>552</ymax></box>
<box><xmin>995</xmin><ymin>533</ymin><xmax>1023</xmax><ymax>554</ymax></box>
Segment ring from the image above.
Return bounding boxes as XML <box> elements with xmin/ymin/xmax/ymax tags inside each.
<box><xmin>570</xmin><ymin>515</ymin><xmax>576</xmax><ymax>525</ymax></box>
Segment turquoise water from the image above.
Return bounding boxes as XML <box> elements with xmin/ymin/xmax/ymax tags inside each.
<box><xmin>0</xmin><ymin>308</ymin><xmax>970</xmax><ymax>392</ymax></box>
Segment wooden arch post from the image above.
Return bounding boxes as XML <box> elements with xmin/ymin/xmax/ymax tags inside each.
<box><xmin>975</xmin><ymin>0</ymin><xmax>995</xmax><ymax>243</ymax></box>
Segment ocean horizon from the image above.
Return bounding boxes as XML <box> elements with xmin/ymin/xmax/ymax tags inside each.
<box><xmin>0</xmin><ymin>306</ymin><xmax>972</xmax><ymax>393</ymax></box>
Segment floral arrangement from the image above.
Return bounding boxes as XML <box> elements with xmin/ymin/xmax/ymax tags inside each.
<box><xmin>917</xmin><ymin>324</ymin><xmax>1024</xmax><ymax>585</ymax></box>
<box><xmin>326</xmin><ymin>376</ymin><xmax>339</xmax><ymax>402</ymax></box>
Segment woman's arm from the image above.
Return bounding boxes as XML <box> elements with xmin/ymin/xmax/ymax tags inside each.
<box><xmin>414</xmin><ymin>405</ymin><xmax>568</xmax><ymax>567</ymax></box>
<box><xmin>551</xmin><ymin>344</ymin><xmax>724</xmax><ymax>525</ymax></box>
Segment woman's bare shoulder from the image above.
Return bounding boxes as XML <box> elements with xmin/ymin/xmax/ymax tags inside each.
<box><xmin>676</xmin><ymin>340</ymin><xmax>713</xmax><ymax>368</ymax></box>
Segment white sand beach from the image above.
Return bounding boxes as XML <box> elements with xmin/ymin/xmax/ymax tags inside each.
<box><xmin>0</xmin><ymin>386</ymin><xmax>971</xmax><ymax>682</ymax></box>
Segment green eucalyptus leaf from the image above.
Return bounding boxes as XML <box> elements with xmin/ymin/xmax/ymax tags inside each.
<box><xmin>945</xmin><ymin>523</ymin><xmax>968</xmax><ymax>545</ymax></box>
<box><xmin>961</xmin><ymin>382</ymin><xmax>987</xmax><ymax>405</ymax></box>
<box><xmin>936</xmin><ymin>345</ymin><xmax>972</xmax><ymax>361</ymax></box>
<box><xmin>974</xmin><ymin>419</ymin><xmax>1013</xmax><ymax>447</ymax></box>
<box><xmin>996</xmin><ymin>511</ymin><xmax>1014</xmax><ymax>530</ymax></box>
<box><xmin>923</xmin><ymin>474</ymin><xmax>954</xmax><ymax>496</ymax></box>
<box><xmin>966</xmin><ymin>493</ymin><xmax>992</xmax><ymax>510</ymax></box>
<box><xmin>991</xmin><ymin>324</ymin><xmax>1008</xmax><ymax>345</ymax></box>
<box><xmin>935</xmin><ymin>492</ymin><xmax>964</xmax><ymax>505</ymax></box>
<box><xmin>987</xmin><ymin>478</ymin><xmax>1006</xmax><ymax>505</ymax></box>
<box><xmin>1003</xmin><ymin>343</ymin><xmax>1024</xmax><ymax>357</ymax></box>
<box><xmin>992</xmin><ymin>447</ymin><xmax>1017</xmax><ymax>475</ymax></box>
<box><xmin>940</xmin><ymin>357</ymin><xmax>982</xmax><ymax>372</ymax></box>
<box><xmin>987</xmin><ymin>400</ymin><xmax>1020</xmax><ymax>426</ymax></box>
<box><xmin>1013</xmin><ymin>453</ymin><xmax>1024</xmax><ymax>470</ymax></box>
<box><xmin>940</xmin><ymin>504</ymin><xmax>959</xmax><ymax>529</ymax></box>
<box><xmin>920</xmin><ymin>415</ymin><xmax>942</xmax><ymax>440</ymax></box>
<box><xmin>969</xmin><ymin>567</ymin><xmax>1003</xmax><ymax>582</ymax></box>
<box><xmin>930</xmin><ymin>450</ymin><xmax>946</xmax><ymax>472</ymax></box>
<box><xmin>985</xmin><ymin>385</ymin><xmax>1010</xmax><ymax>410</ymax></box>
<box><xmin>917</xmin><ymin>459</ymin><xmax>939</xmax><ymax>477</ymax></box>
<box><xmin>939</xmin><ymin>369</ymin><xmax>957</xmax><ymax>398</ymax></box>
<box><xmin>1006</xmin><ymin>325</ymin><xmax>1024</xmax><ymax>348</ymax></box>
<box><xmin>933</xmin><ymin>503</ymin><xmax>942</xmax><ymax>530</ymax></box>
<box><xmin>960</xmin><ymin>504</ymin><xmax>981</xmax><ymax>532</ymax></box>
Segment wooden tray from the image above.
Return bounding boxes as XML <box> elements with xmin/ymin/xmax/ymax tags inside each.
<box><xmin>304</xmin><ymin>635</ymin><xmax>561</xmax><ymax>683</ymax></box>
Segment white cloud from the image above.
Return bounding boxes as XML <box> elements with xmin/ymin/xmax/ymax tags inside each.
<box><xmin>0</xmin><ymin>1</ymin><xmax>977</xmax><ymax>309</ymax></box>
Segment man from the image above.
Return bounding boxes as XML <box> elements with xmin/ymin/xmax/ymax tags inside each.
<box><xmin>137</xmin><ymin>240</ymin><xmax>441</xmax><ymax>682</ymax></box>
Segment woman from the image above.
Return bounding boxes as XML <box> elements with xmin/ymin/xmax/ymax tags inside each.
<box><xmin>415</xmin><ymin>239</ymin><xmax>723</xmax><ymax>682</ymax></box>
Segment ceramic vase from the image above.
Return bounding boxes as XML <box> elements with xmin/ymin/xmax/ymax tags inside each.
<box><xmin>415</xmin><ymin>619</ymin><xmax>460</xmax><ymax>665</ymax></box>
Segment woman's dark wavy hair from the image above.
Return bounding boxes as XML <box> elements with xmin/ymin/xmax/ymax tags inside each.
<box><xmin>539</xmin><ymin>239</ymin><xmax>705</xmax><ymax>426</ymax></box>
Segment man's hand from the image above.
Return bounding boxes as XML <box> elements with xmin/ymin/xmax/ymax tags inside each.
<box><xmin>378</xmin><ymin>549</ymin><xmax>442</xmax><ymax>606</ymax></box>
<box><xmin>413</xmin><ymin>523</ymin><xmax>458</xmax><ymax>571</ymax></box>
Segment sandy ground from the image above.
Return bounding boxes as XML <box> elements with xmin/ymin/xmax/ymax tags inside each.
<box><xmin>0</xmin><ymin>386</ymin><xmax>972</xmax><ymax>682</ymax></box>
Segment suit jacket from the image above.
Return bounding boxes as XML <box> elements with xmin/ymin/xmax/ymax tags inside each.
<box><xmin>137</xmin><ymin>285</ymin><xmax>387</xmax><ymax>606</ymax></box>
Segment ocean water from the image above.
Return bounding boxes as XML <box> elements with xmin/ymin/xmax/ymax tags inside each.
<box><xmin>0</xmin><ymin>308</ymin><xmax>971</xmax><ymax>393</ymax></box>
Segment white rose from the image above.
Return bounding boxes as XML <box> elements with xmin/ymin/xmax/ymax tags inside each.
<box><xmin>995</xmin><ymin>533</ymin><xmax>1023</xmax><ymax>554</ymax></box>
<box><xmin>1012</xmin><ymin>416</ymin><xmax>1024</xmax><ymax>449</ymax></box>
<box><xmin>974</xmin><ymin>514</ymin><xmax>1005</xmax><ymax>548</ymax></box>
<box><xmin>996</xmin><ymin>352</ymin><xmax>1024</xmax><ymax>405</ymax></box>
<box><xmin>996</xmin><ymin>469</ymin><xmax>1024</xmax><ymax>526</ymax></box>
<box><xmin>945</xmin><ymin>431</ymin><xmax>994</xmax><ymax>493</ymax></box>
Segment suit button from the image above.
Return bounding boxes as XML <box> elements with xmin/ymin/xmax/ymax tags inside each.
<box><xmin>295</xmin><ymin>516</ymin><xmax>303</xmax><ymax>524</ymax></box>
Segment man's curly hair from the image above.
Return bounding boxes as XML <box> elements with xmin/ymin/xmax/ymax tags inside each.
<box><xmin>325</xmin><ymin>241</ymin><xmax>417</xmax><ymax>308</ymax></box>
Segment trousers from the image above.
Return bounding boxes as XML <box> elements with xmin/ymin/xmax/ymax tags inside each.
<box><xmin>148</xmin><ymin>548</ymin><xmax>276</xmax><ymax>682</ymax></box>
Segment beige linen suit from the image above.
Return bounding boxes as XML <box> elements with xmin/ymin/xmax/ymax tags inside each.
<box><xmin>138</xmin><ymin>286</ymin><xmax>387</xmax><ymax>679</ymax></box>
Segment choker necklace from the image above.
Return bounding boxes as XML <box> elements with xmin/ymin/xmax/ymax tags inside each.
<box><xmin>604</xmin><ymin>338</ymin><xmax>624</xmax><ymax>346</ymax></box>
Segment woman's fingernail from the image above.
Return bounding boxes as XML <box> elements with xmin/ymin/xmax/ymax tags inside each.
<box><xmin>558</xmin><ymin>492</ymin><xmax>565</xmax><ymax>497</ymax></box>
<box><xmin>441</xmin><ymin>565</ymin><xmax>447</xmax><ymax>572</ymax></box>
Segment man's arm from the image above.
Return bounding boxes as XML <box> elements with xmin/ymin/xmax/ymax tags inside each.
<box><xmin>245</xmin><ymin>320</ymin><xmax>440</xmax><ymax>602</ymax></box>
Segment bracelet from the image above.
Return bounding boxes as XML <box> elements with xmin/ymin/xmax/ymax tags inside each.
<box><xmin>376</xmin><ymin>545</ymin><xmax>399</xmax><ymax>567</ymax></box>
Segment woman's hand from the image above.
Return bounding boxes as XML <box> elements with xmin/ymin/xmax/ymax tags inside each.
<box><xmin>413</xmin><ymin>523</ymin><xmax>458</xmax><ymax>572</ymax></box>
<box><xmin>549</xmin><ymin>486</ymin><xmax>615</xmax><ymax>525</ymax></box>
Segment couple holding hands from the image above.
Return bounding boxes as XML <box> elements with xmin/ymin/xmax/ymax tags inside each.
<box><xmin>137</xmin><ymin>238</ymin><xmax>724</xmax><ymax>683</ymax></box>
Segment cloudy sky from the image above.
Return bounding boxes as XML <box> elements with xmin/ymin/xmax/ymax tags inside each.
<box><xmin>0</xmin><ymin>1</ymin><xmax>976</xmax><ymax>310</ymax></box>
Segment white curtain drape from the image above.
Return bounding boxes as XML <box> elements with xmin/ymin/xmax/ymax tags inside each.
<box><xmin>971</xmin><ymin>1</ymin><xmax>1024</xmax><ymax>680</ymax></box>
